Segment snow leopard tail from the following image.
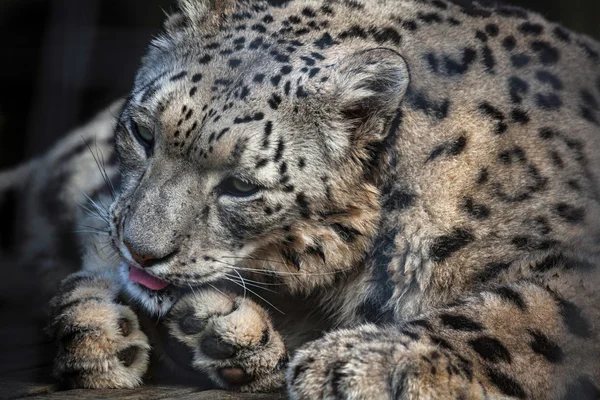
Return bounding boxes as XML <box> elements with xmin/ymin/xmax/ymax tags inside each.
<box><xmin>0</xmin><ymin>160</ymin><xmax>34</xmax><ymax>193</ymax></box>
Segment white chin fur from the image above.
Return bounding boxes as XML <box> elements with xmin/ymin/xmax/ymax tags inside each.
<box><xmin>118</xmin><ymin>264</ymin><xmax>176</xmax><ymax>316</ymax></box>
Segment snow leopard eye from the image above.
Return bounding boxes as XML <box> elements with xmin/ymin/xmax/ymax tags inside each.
<box><xmin>132</xmin><ymin>121</ymin><xmax>154</xmax><ymax>149</ymax></box>
<box><xmin>219</xmin><ymin>177</ymin><xmax>260</xmax><ymax>197</ymax></box>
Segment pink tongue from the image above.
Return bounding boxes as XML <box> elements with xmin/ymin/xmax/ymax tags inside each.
<box><xmin>129</xmin><ymin>266</ymin><xmax>169</xmax><ymax>290</ymax></box>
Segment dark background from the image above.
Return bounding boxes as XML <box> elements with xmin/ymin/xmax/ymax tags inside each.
<box><xmin>0</xmin><ymin>0</ymin><xmax>598</xmax><ymax>168</ymax></box>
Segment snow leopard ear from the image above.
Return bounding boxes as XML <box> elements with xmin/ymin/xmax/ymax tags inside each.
<box><xmin>165</xmin><ymin>0</ymin><xmax>242</xmax><ymax>34</ymax></box>
<box><xmin>327</xmin><ymin>48</ymin><xmax>410</xmax><ymax>143</ymax></box>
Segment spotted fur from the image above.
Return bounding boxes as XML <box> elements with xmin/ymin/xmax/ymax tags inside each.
<box><xmin>2</xmin><ymin>0</ymin><xmax>600</xmax><ymax>398</ymax></box>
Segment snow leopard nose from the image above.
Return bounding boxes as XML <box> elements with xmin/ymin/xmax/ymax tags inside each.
<box><xmin>124</xmin><ymin>240</ymin><xmax>177</xmax><ymax>268</ymax></box>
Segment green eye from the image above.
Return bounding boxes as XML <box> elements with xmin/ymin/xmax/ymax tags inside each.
<box><xmin>220</xmin><ymin>177</ymin><xmax>260</xmax><ymax>197</ymax></box>
<box><xmin>132</xmin><ymin>122</ymin><xmax>154</xmax><ymax>147</ymax></box>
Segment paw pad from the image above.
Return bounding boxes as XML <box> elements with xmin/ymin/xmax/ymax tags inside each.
<box><xmin>201</xmin><ymin>334</ymin><xmax>236</xmax><ymax>359</ymax></box>
<box><xmin>118</xmin><ymin>318</ymin><xmax>132</xmax><ymax>337</ymax></box>
<box><xmin>218</xmin><ymin>367</ymin><xmax>254</xmax><ymax>386</ymax></box>
<box><xmin>179</xmin><ymin>312</ymin><xmax>206</xmax><ymax>335</ymax></box>
<box><xmin>117</xmin><ymin>346</ymin><xmax>139</xmax><ymax>367</ymax></box>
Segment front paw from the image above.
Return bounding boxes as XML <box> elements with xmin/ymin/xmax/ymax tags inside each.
<box><xmin>287</xmin><ymin>325</ymin><xmax>484</xmax><ymax>400</ymax></box>
<box><xmin>49</xmin><ymin>274</ymin><xmax>150</xmax><ymax>389</ymax></box>
<box><xmin>167</xmin><ymin>289</ymin><xmax>288</xmax><ymax>392</ymax></box>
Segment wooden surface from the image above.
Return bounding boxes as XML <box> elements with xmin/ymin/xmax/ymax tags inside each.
<box><xmin>1</xmin><ymin>381</ymin><xmax>285</xmax><ymax>400</ymax></box>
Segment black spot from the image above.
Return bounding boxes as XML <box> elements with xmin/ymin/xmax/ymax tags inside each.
<box><xmin>370</xmin><ymin>27</ymin><xmax>402</xmax><ymax>45</ymax></box>
<box><xmin>518</xmin><ymin>22</ymin><xmax>543</xmax><ymax>36</ymax></box>
<box><xmin>189</xmin><ymin>87</ymin><xmax>197</xmax><ymax>97</ymax></box>
<box><xmin>301</xmin><ymin>7</ymin><xmax>316</xmax><ymax>17</ymax></box>
<box><xmin>508</xmin><ymin>76</ymin><xmax>529</xmax><ymax>104</ymax></box>
<box><xmin>268</xmin><ymin>93</ymin><xmax>282</xmax><ymax>110</ymax></box>
<box><xmin>485</xmin><ymin>23</ymin><xmax>499</xmax><ymax>36</ymax></box>
<box><xmin>427</xmin><ymin>136</ymin><xmax>467</xmax><ymax>162</ymax></box>
<box><xmin>339</xmin><ymin>25</ymin><xmax>367</xmax><ymax>40</ymax></box>
<box><xmin>296</xmin><ymin>86</ymin><xmax>308</xmax><ymax>98</ymax></box>
<box><xmin>581</xmin><ymin>89</ymin><xmax>599</xmax><ymax>110</ymax></box>
<box><xmin>511</xmin><ymin>108</ymin><xmax>529</xmax><ymax>124</ymax></box>
<box><xmin>417</xmin><ymin>12</ymin><xmax>442</xmax><ymax>24</ymax></box>
<box><xmin>478</xmin><ymin>102</ymin><xmax>507</xmax><ymax>134</ymax></box>
<box><xmin>554</xmin><ymin>203</ymin><xmax>585</xmax><ymax>224</ymax></box>
<box><xmin>536</xmin><ymin>93</ymin><xmax>563</xmax><ymax>110</ymax></box>
<box><xmin>331</xmin><ymin>223</ymin><xmax>362</xmax><ymax>242</ymax></box>
<box><xmin>482</xmin><ymin>46</ymin><xmax>495</xmax><ymax>72</ymax></box>
<box><xmin>406</xmin><ymin>88</ymin><xmax>450</xmax><ymax>120</ymax></box>
<box><xmin>170</xmin><ymin>71</ymin><xmax>187</xmax><ymax>81</ymax></box>
<box><xmin>512</xmin><ymin>236</ymin><xmax>557</xmax><ymax>251</ymax></box>
<box><xmin>314</xmin><ymin>32</ymin><xmax>338</xmax><ymax>49</ymax></box>
<box><xmin>497</xmin><ymin>5</ymin><xmax>528</xmax><ymax>19</ymax></box>
<box><xmin>502</xmin><ymin>36</ymin><xmax>517</xmax><ymax>51</ymax></box>
<box><xmin>469</xmin><ymin>336</ymin><xmax>511</xmax><ymax>363</ymax></box>
<box><xmin>452</xmin><ymin>0</ymin><xmax>492</xmax><ymax>18</ymax></box>
<box><xmin>477</xmin><ymin>168</ymin><xmax>489</xmax><ymax>184</ymax></box>
<box><xmin>536</xmin><ymin>71</ymin><xmax>563</xmax><ymax>90</ymax></box>
<box><xmin>444</xmin><ymin>47</ymin><xmax>477</xmax><ymax>76</ymax></box>
<box><xmin>255</xmin><ymin>158</ymin><xmax>269</xmax><ymax>168</ymax></box>
<box><xmin>528</xmin><ymin>330</ymin><xmax>563</xmax><ymax>363</ymax></box>
<box><xmin>511</xmin><ymin>53</ymin><xmax>530</xmax><ymax>68</ymax></box>
<box><xmin>486</xmin><ymin>368</ymin><xmax>527</xmax><ymax>399</ymax></box>
<box><xmin>383</xmin><ymin>188</ymin><xmax>415</xmax><ymax>212</ymax></box>
<box><xmin>531</xmin><ymin>41</ymin><xmax>560</xmax><ymax>65</ymax></box>
<box><xmin>308</xmin><ymin>67</ymin><xmax>320</xmax><ymax>78</ymax></box>
<box><xmin>538</xmin><ymin>127</ymin><xmax>557</xmax><ymax>140</ymax></box>
<box><xmin>253</xmin><ymin>73</ymin><xmax>265</xmax><ymax>83</ymax></box>
<box><xmin>431</xmin><ymin>0</ymin><xmax>447</xmax><ymax>9</ymax></box>
<box><xmin>199</xmin><ymin>54</ymin><xmax>212</xmax><ymax>64</ymax></box>
<box><xmin>430</xmin><ymin>228</ymin><xmax>474</xmax><ymax>262</ymax></box>
<box><xmin>577</xmin><ymin>40</ymin><xmax>600</xmax><ymax>61</ymax></box>
<box><xmin>428</xmin><ymin>334</ymin><xmax>454</xmax><ymax>350</ymax></box>
<box><xmin>274</xmin><ymin>138</ymin><xmax>285</xmax><ymax>162</ymax></box>
<box><xmin>492</xmin><ymin>286</ymin><xmax>526</xmax><ymax>310</ymax></box>
<box><xmin>251</xmin><ymin>23</ymin><xmax>267</xmax><ymax>33</ymax></box>
<box><xmin>406</xmin><ymin>319</ymin><xmax>433</xmax><ymax>331</ymax></box>
<box><xmin>233</xmin><ymin>112</ymin><xmax>264</xmax><ymax>124</ymax></box>
<box><xmin>439</xmin><ymin>313</ymin><xmax>482</xmax><ymax>331</ymax></box>
<box><xmin>462</xmin><ymin>197</ymin><xmax>490</xmax><ymax>220</ymax></box>
<box><xmin>562</xmin><ymin>376</ymin><xmax>600</xmax><ymax>400</ymax></box>
<box><xmin>581</xmin><ymin>106</ymin><xmax>599</xmax><ymax>126</ymax></box>
<box><xmin>426</xmin><ymin>53</ymin><xmax>439</xmax><ymax>73</ymax></box>
<box><xmin>554</xmin><ymin>294</ymin><xmax>592</xmax><ymax>338</ymax></box>
<box><xmin>402</xmin><ymin>20</ymin><xmax>418</xmax><ymax>31</ymax></box>
<box><xmin>249</xmin><ymin>37</ymin><xmax>264</xmax><ymax>50</ymax></box>
<box><xmin>270</xmin><ymin>75</ymin><xmax>282</xmax><ymax>86</ymax></box>
<box><xmin>474</xmin><ymin>261</ymin><xmax>511</xmax><ymax>283</ymax></box>
<box><xmin>553</xmin><ymin>26</ymin><xmax>571</xmax><ymax>43</ymax></box>
<box><xmin>475</xmin><ymin>30</ymin><xmax>488</xmax><ymax>42</ymax></box>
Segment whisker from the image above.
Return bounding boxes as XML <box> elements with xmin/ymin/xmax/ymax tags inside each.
<box><xmin>208</xmin><ymin>283</ymin><xmax>235</xmax><ymax>302</ymax></box>
<box><xmin>232</xmin><ymin>268</ymin><xmax>247</xmax><ymax>300</ymax></box>
<box><xmin>220</xmin><ymin>255</ymin><xmax>289</xmax><ymax>265</ymax></box>
<box><xmin>224</xmin><ymin>277</ymin><xmax>284</xmax><ymax>315</ymax></box>
<box><xmin>224</xmin><ymin>273</ymin><xmax>279</xmax><ymax>294</ymax></box>
<box><xmin>95</xmin><ymin>141</ymin><xmax>117</xmax><ymax>200</ymax></box>
<box><xmin>213</xmin><ymin>258</ymin><xmax>351</xmax><ymax>277</ymax></box>
<box><xmin>81</xmin><ymin>136</ymin><xmax>116</xmax><ymax>201</ymax></box>
<box><xmin>73</xmin><ymin>230</ymin><xmax>110</xmax><ymax>236</ymax></box>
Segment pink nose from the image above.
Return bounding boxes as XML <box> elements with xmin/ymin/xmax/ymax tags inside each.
<box><xmin>124</xmin><ymin>241</ymin><xmax>155</xmax><ymax>268</ymax></box>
